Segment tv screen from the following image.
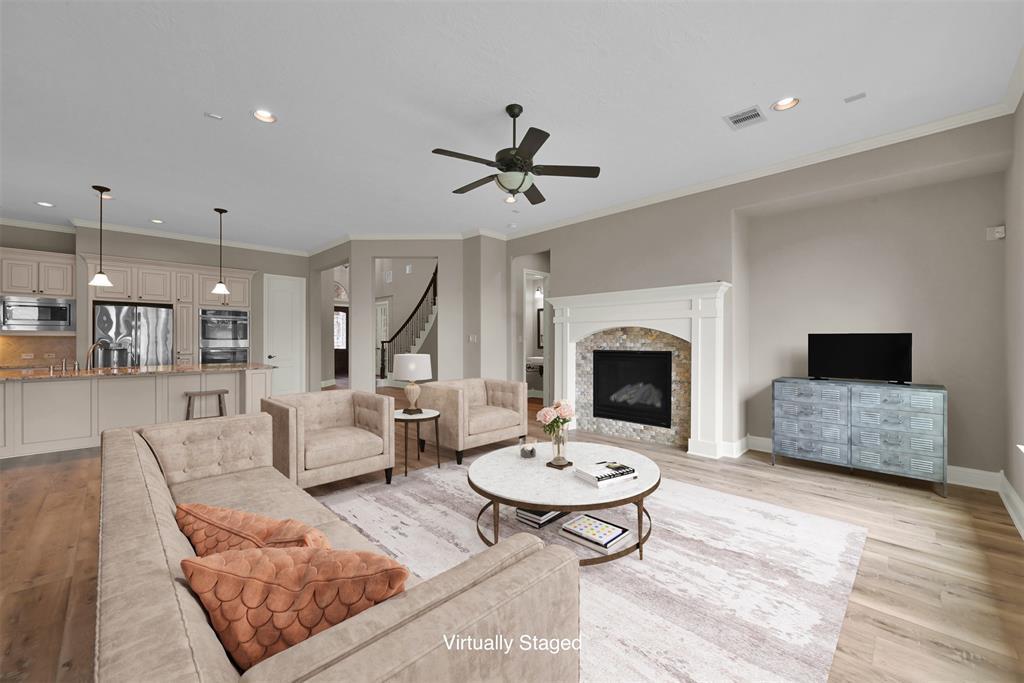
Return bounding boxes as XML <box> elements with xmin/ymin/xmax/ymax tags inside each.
<box><xmin>808</xmin><ymin>333</ymin><xmax>912</xmax><ymax>383</ymax></box>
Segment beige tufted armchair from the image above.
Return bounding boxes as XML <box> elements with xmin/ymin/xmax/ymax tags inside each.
<box><xmin>261</xmin><ymin>390</ymin><xmax>394</xmax><ymax>488</ymax></box>
<box><xmin>418</xmin><ymin>379</ymin><xmax>527</xmax><ymax>464</ymax></box>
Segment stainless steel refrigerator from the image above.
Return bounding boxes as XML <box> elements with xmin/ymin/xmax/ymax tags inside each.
<box><xmin>93</xmin><ymin>303</ymin><xmax>173</xmax><ymax>368</ymax></box>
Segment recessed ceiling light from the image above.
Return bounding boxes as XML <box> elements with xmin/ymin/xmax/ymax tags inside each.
<box><xmin>35</xmin><ymin>201</ymin><xmax>55</xmax><ymax>207</ymax></box>
<box><xmin>253</xmin><ymin>109</ymin><xmax>277</xmax><ymax>123</ymax></box>
<box><xmin>150</xmin><ymin>219</ymin><xmax>164</xmax><ymax>224</ymax></box>
<box><xmin>771</xmin><ymin>96</ymin><xmax>799</xmax><ymax>111</ymax></box>
<box><xmin>204</xmin><ymin>112</ymin><xmax>224</xmax><ymax>120</ymax></box>
<box><xmin>843</xmin><ymin>92</ymin><xmax>867</xmax><ymax>104</ymax></box>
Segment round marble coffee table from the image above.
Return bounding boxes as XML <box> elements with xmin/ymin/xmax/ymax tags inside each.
<box><xmin>467</xmin><ymin>442</ymin><xmax>661</xmax><ymax>566</ymax></box>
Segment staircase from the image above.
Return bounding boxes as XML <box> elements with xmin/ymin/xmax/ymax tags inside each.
<box><xmin>379</xmin><ymin>265</ymin><xmax>437</xmax><ymax>381</ymax></box>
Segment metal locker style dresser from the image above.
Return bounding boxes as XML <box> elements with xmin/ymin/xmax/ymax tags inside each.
<box><xmin>772</xmin><ymin>377</ymin><xmax>948</xmax><ymax>496</ymax></box>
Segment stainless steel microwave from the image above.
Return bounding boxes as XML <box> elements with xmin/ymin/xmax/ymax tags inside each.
<box><xmin>1</xmin><ymin>296</ymin><xmax>76</xmax><ymax>332</ymax></box>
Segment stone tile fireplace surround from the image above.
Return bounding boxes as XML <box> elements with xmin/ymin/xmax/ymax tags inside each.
<box><xmin>548</xmin><ymin>282</ymin><xmax>732</xmax><ymax>458</ymax></box>
<box><xmin>576</xmin><ymin>328</ymin><xmax>691</xmax><ymax>447</ymax></box>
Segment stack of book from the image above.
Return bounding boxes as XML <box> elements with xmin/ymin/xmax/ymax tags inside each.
<box><xmin>574</xmin><ymin>461</ymin><xmax>637</xmax><ymax>488</ymax></box>
<box><xmin>559</xmin><ymin>514</ymin><xmax>635</xmax><ymax>555</ymax></box>
<box><xmin>515</xmin><ymin>508</ymin><xmax>568</xmax><ymax>529</ymax></box>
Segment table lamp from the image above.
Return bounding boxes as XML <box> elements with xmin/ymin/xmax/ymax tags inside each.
<box><xmin>393</xmin><ymin>353</ymin><xmax>432</xmax><ymax>414</ymax></box>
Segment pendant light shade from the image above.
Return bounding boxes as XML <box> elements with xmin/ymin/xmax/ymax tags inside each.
<box><xmin>88</xmin><ymin>185</ymin><xmax>114</xmax><ymax>287</ymax></box>
<box><xmin>211</xmin><ymin>208</ymin><xmax>230</xmax><ymax>296</ymax></box>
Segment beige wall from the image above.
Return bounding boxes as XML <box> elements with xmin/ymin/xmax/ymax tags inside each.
<box><xmin>509</xmin><ymin>115</ymin><xmax>1014</xmax><ymax>456</ymax></box>
<box><xmin>1006</xmin><ymin>96</ymin><xmax>1024</xmax><ymax>498</ymax></box>
<box><xmin>1</xmin><ymin>225</ymin><xmax>76</xmax><ymax>253</ymax></box>
<box><xmin>745</xmin><ymin>173</ymin><xmax>1007</xmax><ymax>471</ymax></box>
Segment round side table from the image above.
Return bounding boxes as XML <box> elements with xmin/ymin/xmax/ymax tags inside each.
<box><xmin>394</xmin><ymin>409</ymin><xmax>441</xmax><ymax>476</ymax></box>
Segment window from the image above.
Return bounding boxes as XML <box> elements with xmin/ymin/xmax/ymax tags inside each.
<box><xmin>333</xmin><ymin>309</ymin><xmax>347</xmax><ymax>350</ymax></box>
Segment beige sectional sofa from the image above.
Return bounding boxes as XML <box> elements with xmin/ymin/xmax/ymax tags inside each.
<box><xmin>261</xmin><ymin>390</ymin><xmax>395</xmax><ymax>488</ymax></box>
<box><xmin>96</xmin><ymin>413</ymin><xmax>580</xmax><ymax>682</ymax></box>
<box><xmin>418</xmin><ymin>378</ymin><xmax>528</xmax><ymax>464</ymax></box>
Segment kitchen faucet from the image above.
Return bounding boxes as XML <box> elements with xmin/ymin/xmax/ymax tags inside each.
<box><xmin>85</xmin><ymin>339</ymin><xmax>110</xmax><ymax>371</ymax></box>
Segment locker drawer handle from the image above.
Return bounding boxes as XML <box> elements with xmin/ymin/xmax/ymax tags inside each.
<box><xmin>882</xmin><ymin>395</ymin><xmax>903</xmax><ymax>405</ymax></box>
<box><xmin>882</xmin><ymin>434</ymin><xmax>904</xmax><ymax>447</ymax></box>
<box><xmin>881</xmin><ymin>415</ymin><xmax>905</xmax><ymax>426</ymax></box>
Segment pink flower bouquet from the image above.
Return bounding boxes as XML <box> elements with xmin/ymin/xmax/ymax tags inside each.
<box><xmin>537</xmin><ymin>400</ymin><xmax>574</xmax><ymax>436</ymax></box>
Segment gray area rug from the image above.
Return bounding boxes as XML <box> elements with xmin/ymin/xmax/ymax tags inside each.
<box><xmin>316</xmin><ymin>463</ymin><xmax>866</xmax><ymax>682</ymax></box>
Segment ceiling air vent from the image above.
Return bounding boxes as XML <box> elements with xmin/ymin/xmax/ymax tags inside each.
<box><xmin>723</xmin><ymin>105</ymin><xmax>765</xmax><ymax>131</ymax></box>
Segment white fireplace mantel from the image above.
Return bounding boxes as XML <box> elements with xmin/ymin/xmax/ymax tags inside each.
<box><xmin>547</xmin><ymin>281</ymin><xmax>732</xmax><ymax>458</ymax></box>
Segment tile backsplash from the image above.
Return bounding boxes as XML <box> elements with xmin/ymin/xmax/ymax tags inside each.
<box><xmin>0</xmin><ymin>336</ymin><xmax>77</xmax><ymax>368</ymax></box>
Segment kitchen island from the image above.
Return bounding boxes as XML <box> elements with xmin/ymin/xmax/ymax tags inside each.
<box><xmin>0</xmin><ymin>363</ymin><xmax>273</xmax><ymax>458</ymax></box>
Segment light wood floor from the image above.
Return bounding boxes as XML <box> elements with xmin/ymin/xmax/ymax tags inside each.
<box><xmin>1</xmin><ymin>389</ymin><xmax>1021</xmax><ymax>682</ymax></box>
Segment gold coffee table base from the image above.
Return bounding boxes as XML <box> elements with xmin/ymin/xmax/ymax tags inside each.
<box><xmin>472</xmin><ymin>495</ymin><xmax>655</xmax><ymax>566</ymax></box>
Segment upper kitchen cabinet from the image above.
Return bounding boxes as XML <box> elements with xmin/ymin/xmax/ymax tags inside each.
<box><xmin>1</xmin><ymin>249</ymin><xmax>75</xmax><ymax>297</ymax></box>
<box><xmin>199</xmin><ymin>274</ymin><xmax>250</xmax><ymax>308</ymax></box>
<box><xmin>135</xmin><ymin>267</ymin><xmax>173</xmax><ymax>303</ymax></box>
<box><xmin>174</xmin><ymin>272</ymin><xmax>194</xmax><ymax>303</ymax></box>
<box><xmin>87</xmin><ymin>263</ymin><xmax>132</xmax><ymax>300</ymax></box>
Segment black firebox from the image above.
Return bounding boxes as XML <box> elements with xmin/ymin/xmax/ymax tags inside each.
<box><xmin>592</xmin><ymin>350</ymin><xmax>672</xmax><ymax>428</ymax></box>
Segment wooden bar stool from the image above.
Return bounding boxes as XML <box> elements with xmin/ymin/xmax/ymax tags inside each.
<box><xmin>185</xmin><ymin>389</ymin><xmax>229</xmax><ymax>420</ymax></box>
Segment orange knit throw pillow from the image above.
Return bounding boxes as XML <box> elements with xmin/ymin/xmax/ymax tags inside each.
<box><xmin>175</xmin><ymin>503</ymin><xmax>330</xmax><ymax>556</ymax></box>
<box><xmin>181</xmin><ymin>547</ymin><xmax>409</xmax><ymax>670</ymax></box>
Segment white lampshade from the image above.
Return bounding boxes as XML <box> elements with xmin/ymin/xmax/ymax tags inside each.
<box><xmin>393</xmin><ymin>353</ymin><xmax>432</xmax><ymax>382</ymax></box>
<box><xmin>211</xmin><ymin>280</ymin><xmax>230</xmax><ymax>295</ymax></box>
<box><xmin>89</xmin><ymin>270</ymin><xmax>113</xmax><ymax>287</ymax></box>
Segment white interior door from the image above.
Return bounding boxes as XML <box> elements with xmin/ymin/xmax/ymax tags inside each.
<box><xmin>263</xmin><ymin>274</ymin><xmax>306</xmax><ymax>395</ymax></box>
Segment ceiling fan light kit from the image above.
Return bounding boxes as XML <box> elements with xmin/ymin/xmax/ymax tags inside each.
<box><xmin>432</xmin><ymin>103</ymin><xmax>600</xmax><ymax>205</ymax></box>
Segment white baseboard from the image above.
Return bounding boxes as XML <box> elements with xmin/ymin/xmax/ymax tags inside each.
<box><xmin>947</xmin><ymin>466</ymin><xmax>1002</xmax><ymax>491</ymax></box>
<box><xmin>999</xmin><ymin>474</ymin><xmax>1024</xmax><ymax>541</ymax></box>
<box><xmin>745</xmin><ymin>435</ymin><xmax>773</xmax><ymax>454</ymax></box>
<box><xmin>320</xmin><ymin>379</ymin><xmax>336</xmax><ymax>388</ymax></box>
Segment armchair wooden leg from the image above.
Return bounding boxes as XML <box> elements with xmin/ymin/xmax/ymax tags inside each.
<box><xmin>385</xmin><ymin>467</ymin><xmax>393</xmax><ymax>485</ymax></box>
<box><xmin>456</xmin><ymin>450</ymin><xmax>463</xmax><ymax>465</ymax></box>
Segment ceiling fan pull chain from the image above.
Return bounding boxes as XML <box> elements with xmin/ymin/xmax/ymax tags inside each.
<box><xmin>512</xmin><ymin>116</ymin><xmax>517</xmax><ymax>150</ymax></box>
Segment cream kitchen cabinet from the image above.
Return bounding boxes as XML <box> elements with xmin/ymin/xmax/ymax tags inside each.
<box><xmin>135</xmin><ymin>267</ymin><xmax>173</xmax><ymax>303</ymax></box>
<box><xmin>174</xmin><ymin>272</ymin><xmax>194</xmax><ymax>303</ymax></box>
<box><xmin>174</xmin><ymin>303</ymin><xmax>195</xmax><ymax>358</ymax></box>
<box><xmin>199</xmin><ymin>274</ymin><xmax>250</xmax><ymax>308</ymax></box>
<box><xmin>1</xmin><ymin>249</ymin><xmax>75</xmax><ymax>297</ymax></box>
<box><xmin>87</xmin><ymin>262</ymin><xmax>173</xmax><ymax>303</ymax></box>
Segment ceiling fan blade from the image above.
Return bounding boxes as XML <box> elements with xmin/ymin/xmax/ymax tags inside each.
<box><xmin>532</xmin><ymin>165</ymin><xmax>601</xmax><ymax>178</ymax></box>
<box><xmin>433</xmin><ymin>148</ymin><xmax>497</xmax><ymax>167</ymax></box>
<box><xmin>523</xmin><ymin>184</ymin><xmax>545</xmax><ymax>205</ymax></box>
<box><xmin>515</xmin><ymin>127</ymin><xmax>549</xmax><ymax>160</ymax></box>
<box><xmin>453</xmin><ymin>175</ymin><xmax>497</xmax><ymax>194</ymax></box>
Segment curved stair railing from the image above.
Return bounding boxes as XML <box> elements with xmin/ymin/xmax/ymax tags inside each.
<box><xmin>379</xmin><ymin>265</ymin><xmax>438</xmax><ymax>379</ymax></box>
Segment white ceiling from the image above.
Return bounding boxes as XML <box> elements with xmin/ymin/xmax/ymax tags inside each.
<box><xmin>2</xmin><ymin>2</ymin><xmax>1022</xmax><ymax>253</ymax></box>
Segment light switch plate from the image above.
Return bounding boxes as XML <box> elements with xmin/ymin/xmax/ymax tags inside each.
<box><xmin>468</xmin><ymin>334</ymin><xmax>479</xmax><ymax>343</ymax></box>
<box><xmin>986</xmin><ymin>225</ymin><xmax>1006</xmax><ymax>241</ymax></box>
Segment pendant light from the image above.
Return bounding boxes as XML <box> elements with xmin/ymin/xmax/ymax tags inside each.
<box><xmin>211</xmin><ymin>208</ymin><xmax>230</xmax><ymax>296</ymax></box>
<box><xmin>88</xmin><ymin>185</ymin><xmax>113</xmax><ymax>287</ymax></box>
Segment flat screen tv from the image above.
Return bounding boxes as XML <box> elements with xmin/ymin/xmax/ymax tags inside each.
<box><xmin>808</xmin><ymin>333</ymin><xmax>912</xmax><ymax>384</ymax></box>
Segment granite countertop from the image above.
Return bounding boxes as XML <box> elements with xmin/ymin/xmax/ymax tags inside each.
<box><xmin>0</xmin><ymin>363</ymin><xmax>275</xmax><ymax>382</ymax></box>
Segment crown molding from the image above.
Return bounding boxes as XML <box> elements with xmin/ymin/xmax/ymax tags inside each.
<box><xmin>508</xmin><ymin>97</ymin><xmax>1019</xmax><ymax>242</ymax></box>
<box><xmin>0</xmin><ymin>218</ymin><xmax>76</xmax><ymax>234</ymax></box>
<box><xmin>464</xmin><ymin>229</ymin><xmax>509</xmax><ymax>241</ymax></box>
<box><xmin>69</xmin><ymin>219</ymin><xmax>311</xmax><ymax>257</ymax></box>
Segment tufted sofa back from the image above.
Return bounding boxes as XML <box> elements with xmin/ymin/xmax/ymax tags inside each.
<box><xmin>266</xmin><ymin>391</ymin><xmax>355</xmax><ymax>433</ymax></box>
<box><xmin>140</xmin><ymin>413</ymin><xmax>273</xmax><ymax>485</ymax></box>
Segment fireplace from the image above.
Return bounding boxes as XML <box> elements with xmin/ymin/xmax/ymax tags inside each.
<box><xmin>593</xmin><ymin>350</ymin><xmax>672</xmax><ymax>428</ymax></box>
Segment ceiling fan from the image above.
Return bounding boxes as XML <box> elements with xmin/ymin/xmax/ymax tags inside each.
<box><xmin>432</xmin><ymin>103</ymin><xmax>600</xmax><ymax>205</ymax></box>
